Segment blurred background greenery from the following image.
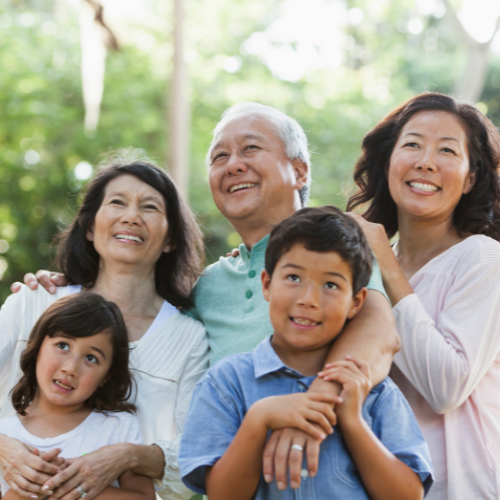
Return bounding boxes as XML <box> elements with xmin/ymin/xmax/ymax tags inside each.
<box><xmin>1</xmin><ymin>0</ymin><xmax>500</xmax><ymax>303</ymax></box>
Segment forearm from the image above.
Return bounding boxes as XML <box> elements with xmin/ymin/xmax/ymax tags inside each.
<box><xmin>127</xmin><ymin>444</ymin><xmax>164</xmax><ymax>480</ymax></box>
<box><xmin>93</xmin><ymin>486</ymin><xmax>151</xmax><ymax>500</ymax></box>
<box><xmin>206</xmin><ymin>408</ymin><xmax>267</xmax><ymax>500</ymax></box>
<box><xmin>341</xmin><ymin>418</ymin><xmax>423</xmax><ymax>500</ymax></box>
<box><xmin>311</xmin><ymin>291</ymin><xmax>399</xmax><ymax>393</ymax></box>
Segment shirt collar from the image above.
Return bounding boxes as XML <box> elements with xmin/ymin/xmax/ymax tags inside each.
<box><xmin>253</xmin><ymin>336</ymin><xmax>304</xmax><ymax>379</ymax></box>
<box><xmin>239</xmin><ymin>234</ymin><xmax>270</xmax><ymax>264</ymax></box>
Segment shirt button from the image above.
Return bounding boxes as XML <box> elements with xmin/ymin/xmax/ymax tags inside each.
<box><xmin>246</xmin><ymin>290</ymin><xmax>253</xmax><ymax>299</ymax></box>
<box><xmin>301</xmin><ymin>469</ymin><xmax>309</xmax><ymax>478</ymax></box>
<box><xmin>248</xmin><ymin>270</ymin><xmax>256</xmax><ymax>278</ymax></box>
<box><xmin>298</xmin><ymin>383</ymin><xmax>306</xmax><ymax>392</ymax></box>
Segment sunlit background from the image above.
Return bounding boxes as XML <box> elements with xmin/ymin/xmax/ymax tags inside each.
<box><xmin>1</xmin><ymin>0</ymin><xmax>500</xmax><ymax>301</ymax></box>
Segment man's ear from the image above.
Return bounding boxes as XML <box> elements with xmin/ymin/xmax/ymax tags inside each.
<box><xmin>261</xmin><ymin>270</ymin><xmax>272</xmax><ymax>303</ymax></box>
<box><xmin>346</xmin><ymin>287</ymin><xmax>368</xmax><ymax>320</ymax></box>
<box><xmin>292</xmin><ymin>158</ymin><xmax>308</xmax><ymax>190</ymax></box>
<box><xmin>463</xmin><ymin>170</ymin><xmax>476</xmax><ymax>195</ymax></box>
<box><xmin>86</xmin><ymin>222</ymin><xmax>95</xmax><ymax>242</ymax></box>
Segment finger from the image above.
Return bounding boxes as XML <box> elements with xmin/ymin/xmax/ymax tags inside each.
<box><xmin>7</xmin><ymin>478</ymin><xmax>41</xmax><ymax>500</ymax></box>
<box><xmin>345</xmin><ymin>355</ymin><xmax>370</xmax><ymax>378</ymax></box>
<box><xmin>304</xmin><ymin>436</ymin><xmax>321</xmax><ymax>478</ymax></box>
<box><xmin>10</xmin><ymin>282</ymin><xmax>23</xmax><ymax>293</ymax></box>
<box><xmin>288</xmin><ymin>436</ymin><xmax>306</xmax><ymax>489</ymax></box>
<box><xmin>273</xmin><ymin>428</ymin><xmax>294</xmax><ymax>490</ymax></box>
<box><xmin>50</xmin><ymin>273</ymin><xmax>68</xmax><ymax>287</ymax></box>
<box><xmin>305</xmin><ymin>392</ymin><xmax>341</xmax><ymax>405</ymax></box>
<box><xmin>231</xmin><ymin>249</ymin><xmax>240</xmax><ymax>257</ymax></box>
<box><xmin>262</xmin><ymin>430</ymin><xmax>282</xmax><ymax>482</ymax></box>
<box><xmin>304</xmin><ymin>410</ymin><xmax>333</xmax><ymax>435</ymax></box>
<box><xmin>18</xmin><ymin>461</ymin><xmax>56</xmax><ymax>487</ymax></box>
<box><xmin>34</xmin><ymin>270</ymin><xmax>56</xmax><ymax>294</ymax></box>
<box><xmin>309</xmin><ymin>402</ymin><xmax>337</xmax><ymax>426</ymax></box>
<box><xmin>40</xmin><ymin>449</ymin><xmax>61</xmax><ymax>463</ymax></box>
<box><xmin>55</xmin><ymin>481</ymin><xmax>93</xmax><ymax>500</ymax></box>
<box><xmin>42</xmin><ymin>464</ymin><xmax>78</xmax><ymax>494</ymax></box>
<box><xmin>23</xmin><ymin>273</ymin><xmax>39</xmax><ymax>290</ymax></box>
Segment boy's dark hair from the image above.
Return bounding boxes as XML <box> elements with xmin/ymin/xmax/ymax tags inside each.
<box><xmin>265</xmin><ymin>206</ymin><xmax>373</xmax><ymax>294</ymax></box>
<box><xmin>57</xmin><ymin>157</ymin><xmax>204</xmax><ymax>309</ymax></box>
<box><xmin>11</xmin><ymin>293</ymin><xmax>136</xmax><ymax>416</ymax></box>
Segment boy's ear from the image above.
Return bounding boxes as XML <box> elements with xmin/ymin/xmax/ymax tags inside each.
<box><xmin>346</xmin><ymin>287</ymin><xmax>368</xmax><ymax>320</ymax></box>
<box><xmin>261</xmin><ymin>270</ymin><xmax>271</xmax><ymax>302</ymax></box>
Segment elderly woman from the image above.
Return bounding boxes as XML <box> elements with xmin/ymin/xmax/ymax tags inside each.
<box><xmin>0</xmin><ymin>157</ymin><xmax>207</xmax><ymax>500</ymax></box>
<box><xmin>344</xmin><ymin>93</ymin><xmax>500</xmax><ymax>499</ymax></box>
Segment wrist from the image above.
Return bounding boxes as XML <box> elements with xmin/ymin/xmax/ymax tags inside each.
<box><xmin>111</xmin><ymin>443</ymin><xmax>137</xmax><ymax>473</ymax></box>
<box><xmin>247</xmin><ymin>401</ymin><xmax>272</xmax><ymax>433</ymax></box>
<box><xmin>339</xmin><ymin>412</ymin><xmax>365</xmax><ymax>435</ymax></box>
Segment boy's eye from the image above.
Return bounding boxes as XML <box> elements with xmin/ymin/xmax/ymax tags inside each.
<box><xmin>287</xmin><ymin>274</ymin><xmax>301</xmax><ymax>282</ymax></box>
<box><xmin>85</xmin><ymin>354</ymin><xmax>98</xmax><ymax>364</ymax></box>
<box><xmin>57</xmin><ymin>342</ymin><xmax>69</xmax><ymax>351</ymax></box>
<box><xmin>324</xmin><ymin>281</ymin><xmax>338</xmax><ymax>290</ymax></box>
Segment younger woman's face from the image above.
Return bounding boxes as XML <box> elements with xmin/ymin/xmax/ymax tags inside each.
<box><xmin>388</xmin><ymin>111</ymin><xmax>474</xmax><ymax>223</ymax></box>
<box><xmin>87</xmin><ymin>174</ymin><xmax>170</xmax><ymax>271</ymax></box>
<box><xmin>36</xmin><ymin>332</ymin><xmax>113</xmax><ymax>411</ymax></box>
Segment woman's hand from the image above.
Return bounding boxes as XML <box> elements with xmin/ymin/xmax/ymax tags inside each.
<box><xmin>318</xmin><ymin>356</ymin><xmax>372</xmax><ymax>423</ymax></box>
<box><xmin>42</xmin><ymin>444</ymin><xmax>132</xmax><ymax>500</ymax></box>
<box><xmin>10</xmin><ymin>271</ymin><xmax>67</xmax><ymax>295</ymax></box>
<box><xmin>0</xmin><ymin>434</ymin><xmax>62</xmax><ymax>499</ymax></box>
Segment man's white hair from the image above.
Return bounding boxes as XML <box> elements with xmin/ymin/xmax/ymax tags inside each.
<box><xmin>206</xmin><ymin>102</ymin><xmax>312</xmax><ymax>206</ymax></box>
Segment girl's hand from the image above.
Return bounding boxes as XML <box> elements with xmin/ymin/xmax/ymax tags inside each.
<box><xmin>252</xmin><ymin>392</ymin><xmax>341</xmax><ymax>441</ymax></box>
<box><xmin>318</xmin><ymin>356</ymin><xmax>372</xmax><ymax>423</ymax></box>
<box><xmin>0</xmin><ymin>434</ymin><xmax>62</xmax><ymax>499</ymax></box>
<box><xmin>42</xmin><ymin>444</ymin><xmax>130</xmax><ymax>500</ymax></box>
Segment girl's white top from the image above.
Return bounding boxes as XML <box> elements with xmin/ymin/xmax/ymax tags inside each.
<box><xmin>0</xmin><ymin>411</ymin><xmax>142</xmax><ymax>494</ymax></box>
<box><xmin>392</xmin><ymin>235</ymin><xmax>500</xmax><ymax>500</ymax></box>
<box><xmin>0</xmin><ymin>286</ymin><xmax>209</xmax><ymax>500</ymax></box>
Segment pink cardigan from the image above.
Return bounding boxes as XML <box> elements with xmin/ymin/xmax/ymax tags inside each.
<box><xmin>392</xmin><ymin>234</ymin><xmax>500</xmax><ymax>499</ymax></box>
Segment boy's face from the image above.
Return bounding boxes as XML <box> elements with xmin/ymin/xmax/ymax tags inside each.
<box><xmin>262</xmin><ymin>243</ymin><xmax>367</xmax><ymax>352</ymax></box>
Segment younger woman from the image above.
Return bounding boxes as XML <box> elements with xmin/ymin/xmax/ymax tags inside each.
<box><xmin>0</xmin><ymin>293</ymin><xmax>155</xmax><ymax>500</ymax></box>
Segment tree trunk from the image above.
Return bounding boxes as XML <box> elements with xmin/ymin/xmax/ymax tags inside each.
<box><xmin>168</xmin><ymin>0</ymin><xmax>190</xmax><ymax>202</ymax></box>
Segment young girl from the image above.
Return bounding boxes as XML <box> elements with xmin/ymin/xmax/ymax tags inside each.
<box><xmin>0</xmin><ymin>293</ymin><xmax>155</xmax><ymax>500</ymax></box>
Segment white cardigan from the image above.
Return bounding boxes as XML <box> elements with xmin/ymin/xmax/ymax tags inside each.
<box><xmin>0</xmin><ymin>286</ymin><xmax>209</xmax><ymax>500</ymax></box>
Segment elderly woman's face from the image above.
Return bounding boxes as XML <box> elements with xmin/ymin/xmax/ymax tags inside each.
<box><xmin>87</xmin><ymin>174</ymin><xmax>169</xmax><ymax>269</ymax></box>
<box><xmin>388</xmin><ymin>111</ymin><xmax>474</xmax><ymax>223</ymax></box>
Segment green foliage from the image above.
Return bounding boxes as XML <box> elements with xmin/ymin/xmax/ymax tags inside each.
<box><xmin>1</xmin><ymin>0</ymin><xmax>500</xmax><ymax>303</ymax></box>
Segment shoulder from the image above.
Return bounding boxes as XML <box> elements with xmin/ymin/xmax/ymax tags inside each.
<box><xmin>0</xmin><ymin>415</ymin><xmax>20</xmax><ymax>434</ymax></box>
<box><xmin>90</xmin><ymin>411</ymin><xmax>140</xmax><ymax>431</ymax></box>
<box><xmin>165</xmin><ymin>311</ymin><xmax>207</xmax><ymax>349</ymax></box>
<box><xmin>203</xmin><ymin>352</ymin><xmax>254</xmax><ymax>388</ymax></box>
<box><xmin>1</xmin><ymin>285</ymin><xmax>67</xmax><ymax>313</ymax></box>
<box><xmin>451</xmin><ymin>234</ymin><xmax>500</xmax><ymax>265</ymax></box>
<box><xmin>193</xmin><ymin>255</ymin><xmax>239</xmax><ymax>289</ymax></box>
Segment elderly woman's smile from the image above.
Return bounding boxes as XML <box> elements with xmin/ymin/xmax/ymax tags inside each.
<box><xmin>87</xmin><ymin>174</ymin><xmax>170</xmax><ymax>267</ymax></box>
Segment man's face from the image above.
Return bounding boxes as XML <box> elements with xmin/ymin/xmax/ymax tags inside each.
<box><xmin>208</xmin><ymin>115</ymin><xmax>308</xmax><ymax>226</ymax></box>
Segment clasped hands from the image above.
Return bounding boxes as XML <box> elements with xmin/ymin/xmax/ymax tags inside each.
<box><xmin>261</xmin><ymin>356</ymin><xmax>372</xmax><ymax>490</ymax></box>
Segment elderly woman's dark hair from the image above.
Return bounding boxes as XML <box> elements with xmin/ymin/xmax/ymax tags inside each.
<box><xmin>11</xmin><ymin>293</ymin><xmax>136</xmax><ymax>415</ymax></box>
<box><xmin>57</xmin><ymin>154</ymin><xmax>204</xmax><ymax>308</ymax></box>
<box><xmin>347</xmin><ymin>93</ymin><xmax>500</xmax><ymax>240</ymax></box>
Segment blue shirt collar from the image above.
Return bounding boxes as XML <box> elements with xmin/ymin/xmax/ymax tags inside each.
<box><xmin>239</xmin><ymin>234</ymin><xmax>270</xmax><ymax>264</ymax></box>
<box><xmin>252</xmin><ymin>336</ymin><xmax>305</xmax><ymax>380</ymax></box>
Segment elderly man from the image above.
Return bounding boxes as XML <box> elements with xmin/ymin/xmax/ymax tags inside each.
<box><xmin>15</xmin><ymin>102</ymin><xmax>400</xmax><ymax>491</ymax></box>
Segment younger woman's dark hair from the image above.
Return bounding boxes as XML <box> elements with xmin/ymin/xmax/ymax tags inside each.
<box><xmin>265</xmin><ymin>206</ymin><xmax>372</xmax><ymax>294</ymax></box>
<box><xmin>57</xmin><ymin>154</ymin><xmax>204</xmax><ymax>308</ymax></box>
<box><xmin>11</xmin><ymin>293</ymin><xmax>136</xmax><ymax>416</ymax></box>
<box><xmin>347</xmin><ymin>92</ymin><xmax>500</xmax><ymax>240</ymax></box>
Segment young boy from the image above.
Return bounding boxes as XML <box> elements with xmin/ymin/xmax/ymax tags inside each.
<box><xmin>179</xmin><ymin>206</ymin><xmax>433</xmax><ymax>499</ymax></box>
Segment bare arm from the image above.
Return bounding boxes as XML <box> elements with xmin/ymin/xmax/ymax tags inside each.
<box><xmin>90</xmin><ymin>470</ymin><xmax>155</xmax><ymax>500</ymax></box>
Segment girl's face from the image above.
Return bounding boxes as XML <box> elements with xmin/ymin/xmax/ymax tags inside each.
<box><xmin>35</xmin><ymin>332</ymin><xmax>113</xmax><ymax>411</ymax></box>
<box><xmin>87</xmin><ymin>174</ymin><xmax>170</xmax><ymax>271</ymax></box>
<box><xmin>388</xmin><ymin>111</ymin><xmax>475</xmax><ymax>223</ymax></box>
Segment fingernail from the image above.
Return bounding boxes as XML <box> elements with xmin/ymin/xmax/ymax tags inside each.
<box><xmin>42</xmin><ymin>486</ymin><xmax>49</xmax><ymax>491</ymax></box>
<box><xmin>320</xmin><ymin>433</ymin><xmax>326</xmax><ymax>440</ymax></box>
<box><xmin>31</xmin><ymin>495</ymin><xmax>38</xmax><ymax>499</ymax></box>
<box><xmin>317</xmin><ymin>371</ymin><xmax>324</xmax><ymax>376</ymax></box>
<box><xmin>264</xmin><ymin>475</ymin><xmax>272</xmax><ymax>483</ymax></box>
<box><xmin>49</xmin><ymin>287</ymin><xmax>56</xmax><ymax>294</ymax></box>
<box><xmin>310</xmin><ymin>471</ymin><xmax>317</xmax><ymax>478</ymax></box>
<box><xmin>277</xmin><ymin>482</ymin><xmax>285</xmax><ymax>490</ymax></box>
<box><xmin>291</xmin><ymin>481</ymin><xmax>298</xmax><ymax>489</ymax></box>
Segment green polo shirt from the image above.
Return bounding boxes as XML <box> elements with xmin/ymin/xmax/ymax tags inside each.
<box><xmin>187</xmin><ymin>235</ymin><xmax>387</xmax><ymax>365</ymax></box>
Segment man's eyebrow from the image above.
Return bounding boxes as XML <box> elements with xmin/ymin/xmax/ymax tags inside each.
<box><xmin>211</xmin><ymin>133</ymin><xmax>267</xmax><ymax>155</ymax></box>
<box><xmin>404</xmin><ymin>132</ymin><xmax>459</xmax><ymax>143</ymax></box>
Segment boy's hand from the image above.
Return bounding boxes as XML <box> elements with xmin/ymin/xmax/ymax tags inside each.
<box><xmin>318</xmin><ymin>356</ymin><xmax>372</xmax><ymax>423</ymax></box>
<box><xmin>252</xmin><ymin>392</ymin><xmax>340</xmax><ymax>441</ymax></box>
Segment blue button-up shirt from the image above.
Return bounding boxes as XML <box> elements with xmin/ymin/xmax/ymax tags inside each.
<box><xmin>179</xmin><ymin>337</ymin><xmax>433</xmax><ymax>499</ymax></box>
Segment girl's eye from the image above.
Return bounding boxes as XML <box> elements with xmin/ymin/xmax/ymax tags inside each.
<box><xmin>57</xmin><ymin>342</ymin><xmax>69</xmax><ymax>351</ymax></box>
<box><xmin>287</xmin><ymin>274</ymin><xmax>301</xmax><ymax>282</ymax></box>
<box><xmin>324</xmin><ymin>281</ymin><xmax>338</xmax><ymax>290</ymax></box>
<box><xmin>85</xmin><ymin>354</ymin><xmax>98</xmax><ymax>364</ymax></box>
